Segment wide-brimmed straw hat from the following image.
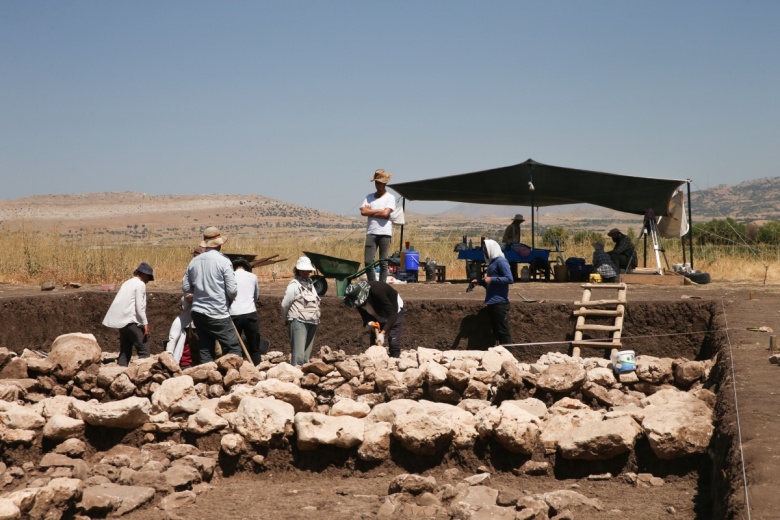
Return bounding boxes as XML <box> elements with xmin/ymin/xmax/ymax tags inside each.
<box><xmin>370</xmin><ymin>169</ymin><xmax>392</xmax><ymax>184</ymax></box>
<box><xmin>512</xmin><ymin>214</ymin><xmax>525</xmax><ymax>222</ymax></box>
<box><xmin>295</xmin><ymin>256</ymin><xmax>315</xmax><ymax>272</ymax></box>
<box><xmin>200</xmin><ymin>226</ymin><xmax>228</xmax><ymax>248</ymax></box>
<box><xmin>343</xmin><ymin>281</ymin><xmax>370</xmax><ymax>308</ymax></box>
<box><xmin>133</xmin><ymin>262</ymin><xmax>154</xmax><ymax>281</ymax></box>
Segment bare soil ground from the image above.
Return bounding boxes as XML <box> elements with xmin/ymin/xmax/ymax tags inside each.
<box><xmin>1</xmin><ymin>279</ymin><xmax>777</xmax><ymax>519</ymax></box>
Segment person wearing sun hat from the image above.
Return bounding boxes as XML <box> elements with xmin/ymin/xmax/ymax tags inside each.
<box><xmin>360</xmin><ymin>169</ymin><xmax>397</xmax><ymax>283</ymax></box>
<box><xmin>281</xmin><ymin>256</ymin><xmax>321</xmax><ymax>366</ymax></box>
<box><xmin>102</xmin><ymin>262</ymin><xmax>154</xmax><ymax>366</ymax></box>
<box><xmin>343</xmin><ymin>279</ymin><xmax>404</xmax><ymax>358</ymax></box>
<box><xmin>501</xmin><ymin>214</ymin><xmax>525</xmax><ymax>280</ymax></box>
<box><xmin>183</xmin><ymin>226</ymin><xmax>241</xmax><ymax>364</ymax></box>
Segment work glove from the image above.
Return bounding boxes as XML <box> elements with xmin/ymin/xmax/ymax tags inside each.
<box><xmin>375</xmin><ymin>332</ymin><xmax>385</xmax><ymax>347</ymax></box>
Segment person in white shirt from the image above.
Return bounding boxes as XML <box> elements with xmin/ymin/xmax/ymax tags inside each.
<box><xmin>229</xmin><ymin>257</ymin><xmax>263</xmax><ymax>365</ymax></box>
<box><xmin>166</xmin><ymin>246</ymin><xmax>204</xmax><ymax>367</ymax></box>
<box><xmin>102</xmin><ymin>262</ymin><xmax>153</xmax><ymax>366</ymax></box>
<box><xmin>280</xmin><ymin>257</ymin><xmax>321</xmax><ymax>366</ymax></box>
<box><xmin>361</xmin><ymin>169</ymin><xmax>396</xmax><ymax>282</ymax></box>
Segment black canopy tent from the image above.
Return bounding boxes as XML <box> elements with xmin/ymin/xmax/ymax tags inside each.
<box><xmin>389</xmin><ymin>159</ymin><xmax>693</xmax><ymax>269</ymax></box>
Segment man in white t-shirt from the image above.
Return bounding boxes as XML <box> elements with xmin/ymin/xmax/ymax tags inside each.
<box><xmin>361</xmin><ymin>169</ymin><xmax>396</xmax><ymax>282</ymax></box>
<box><xmin>229</xmin><ymin>257</ymin><xmax>263</xmax><ymax>365</ymax></box>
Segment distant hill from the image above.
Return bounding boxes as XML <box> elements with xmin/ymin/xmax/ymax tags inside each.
<box><xmin>0</xmin><ymin>178</ymin><xmax>776</xmax><ymax>243</ymax></box>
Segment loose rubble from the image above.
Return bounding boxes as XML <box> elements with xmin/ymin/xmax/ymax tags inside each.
<box><xmin>0</xmin><ymin>332</ymin><xmax>716</xmax><ymax>518</ymax></box>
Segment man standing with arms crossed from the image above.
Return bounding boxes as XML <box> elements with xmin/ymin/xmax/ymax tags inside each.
<box><xmin>183</xmin><ymin>226</ymin><xmax>241</xmax><ymax>364</ymax></box>
<box><xmin>361</xmin><ymin>169</ymin><xmax>396</xmax><ymax>283</ymax></box>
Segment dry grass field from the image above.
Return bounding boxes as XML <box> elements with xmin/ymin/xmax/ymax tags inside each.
<box><xmin>1</xmin><ymin>191</ymin><xmax>778</xmax><ymax>286</ymax></box>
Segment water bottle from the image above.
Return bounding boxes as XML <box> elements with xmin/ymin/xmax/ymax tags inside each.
<box><xmin>468</xmin><ymin>239</ymin><xmax>473</xmax><ymax>249</ymax></box>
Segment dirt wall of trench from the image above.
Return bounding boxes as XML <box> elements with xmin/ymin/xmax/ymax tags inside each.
<box><xmin>0</xmin><ymin>290</ymin><xmax>717</xmax><ymax>362</ymax></box>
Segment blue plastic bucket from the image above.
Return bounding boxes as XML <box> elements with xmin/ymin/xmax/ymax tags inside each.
<box><xmin>405</xmin><ymin>251</ymin><xmax>420</xmax><ymax>271</ymax></box>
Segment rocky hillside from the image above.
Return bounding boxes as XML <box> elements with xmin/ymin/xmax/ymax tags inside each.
<box><xmin>689</xmin><ymin>177</ymin><xmax>780</xmax><ymax>220</ymax></box>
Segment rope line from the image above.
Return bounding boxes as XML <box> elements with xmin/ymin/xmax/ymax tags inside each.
<box><xmin>719</xmin><ymin>297</ymin><xmax>751</xmax><ymax>519</ymax></box>
<box><xmin>501</xmin><ymin>328</ymin><xmax>729</xmax><ymax>348</ymax></box>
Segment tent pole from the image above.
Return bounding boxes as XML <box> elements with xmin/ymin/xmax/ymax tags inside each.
<box><xmin>686</xmin><ymin>181</ymin><xmax>694</xmax><ymax>270</ymax></box>
<box><xmin>528</xmin><ymin>171</ymin><xmax>536</xmax><ymax>280</ymax></box>
<box><xmin>398</xmin><ymin>198</ymin><xmax>405</xmax><ymax>255</ymax></box>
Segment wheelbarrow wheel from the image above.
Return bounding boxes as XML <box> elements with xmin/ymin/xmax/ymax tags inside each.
<box><xmin>311</xmin><ymin>275</ymin><xmax>328</xmax><ymax>296</ymax></box>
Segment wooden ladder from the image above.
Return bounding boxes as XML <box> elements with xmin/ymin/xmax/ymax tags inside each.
<box><xmin>570</xmin><ymin>283</ymin><xmax>627</xmax><ymax>358</ymax></box>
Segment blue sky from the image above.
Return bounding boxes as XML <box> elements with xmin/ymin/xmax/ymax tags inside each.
<box><xmin>2</xmin><ymin>1</ymin><xmax>779</xmax><ymax>215</ymax></box>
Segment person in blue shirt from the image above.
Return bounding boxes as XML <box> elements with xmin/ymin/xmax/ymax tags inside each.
<box><xmin>471</xmin><ymin>239</ymin><xmax>514</xmax><ymax>345</ymax></box>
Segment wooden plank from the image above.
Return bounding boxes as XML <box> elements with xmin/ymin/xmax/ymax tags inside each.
<box><xmin>620</xmin><ymin>273</ymin><xmax>685</xmax><ymax>286</ymax></box>
<box><xmin>573</xmin><ymin>309</ymin><xmax>623</xmax><ymax>317</ymax></box>
<box><xmin>571</xmin><ymin>340</ymin><xmax>622</xmax><ymax>348</ymax></box>
<box><xmin>573</xmin><ymin>299</ymin><xmax>625</xmax><ymax>306</ymax></box>
<box><xmin>579</xmin><ymin>283</ymin><xmax>627</xmax><ymax>289</ymax></box>
<box><xmin>576</xmin><ymin>324</ymin><xmax>622</xmax><ymax>332</ymax></box>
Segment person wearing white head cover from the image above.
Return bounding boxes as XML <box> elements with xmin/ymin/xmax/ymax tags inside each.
<box><xmin>281</xmin><ymin>256</ymin><xmax>321</xmax><ymax>366</ymax></box>
<box><xmin>470</xmin><ymin>239</ymin><xmax>514</xmax><ymax>345</ymax></box>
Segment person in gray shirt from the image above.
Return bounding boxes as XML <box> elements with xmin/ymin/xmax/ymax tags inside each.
<box><xmin>183</xmin><ymin>226</ymin><xmax>241</xmax><ymax>364</ymax></box>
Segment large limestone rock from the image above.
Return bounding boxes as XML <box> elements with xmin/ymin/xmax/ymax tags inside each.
<box><xmin>294</xmin><ymin>412</ymin><xmax>364</xmax><ymax>450</ymax></box>
<box><xmin>151</xmin><ymin>375</ymin><xmax>201</xmax><ymax>415</ymax></box>
<box><xmin>418</xmin><ymin>401</ymin><xmax>478</xmax><ymax>448</ymax></box>
<box><xmin>42</xmin><ymin>414</ymin><xmax>85</xmax><ymax>442</ymax></box>
<box><xmin>358</xmin><ymin>421</ymin><xmax>392</xmax><ymax>462</ymax></box>
<box><xmin>674</xmin><ymin>360</ymin><xmax>707</xmax><ymax>387</ymax></box>
<box><xmin>48</xmin><ymin>333</ymin><xmax>102</xmax><ymax>380</ymax></box>
<box><xmin>0</xmin><ymin>403</ymin><xmax>45</xmax><ymax>430</ymax></box>
<box><xmin>536</xmin><ymin>363</ymin><xmax>586</xmax><ymax>393</ymax></box>
<box><xmin>265</xmin><ymin>362</ymin><xmax>303</xmax><ymax>384</ymax></box>
<box><xmin>254</xmin><ymin>379</ymin><xmax>316</xmax><ymax>413</ymax></box>
<box><xmin>539</xmin><ymin>408</ymin><xmax>603</xmax><ymax>455</ymax></box>
<box><xmin>0</xmin><ymin>358</ymin><xmax>28</xmax><ymax>380</ymax></box>
<box><xmin>641</xmin><ymin>388</ymin><xmax>714</xmax><ymax>459</ymax></box>
<box><xmin>28</xmin><ymin>477</ymin><xmax>84</xmax><ymax>520</ymax></box>
<box><xmin>636</xmin><ymin>355</ymin><xmax>674</xmax><ymax>384</ymax></box>
<box><xmin>492</xmin><ymin>402</ymin><xmax>541</xmax><ymax>455</ymax></box>
<box><xmin>558</xmin><ymin>414</ymin><xmax>642</xmax><ymax>460</ymax></box>
<box><xmin>365</xmin><ymin>399</ymin><xmax>422</xmax><ymax>424</ymax></box>
<box><xmin>481</xmin><ymin>346</ymin><xmax>516</xmax><ymax>373</ymax></box>
<box><xmin>330</xmin><ymin>398</ymin><xmax>371</xmax><ymax>418</ymax></box>
<box><xmin>70</xmin><ymin>396</ymin><xmax>151</xmax><ymax>429</ymax></box>
<box><xmin>79</xmin><ymin>483</ymin><xmax>156</xmax><ymax>516</ymax></box>
<box><xmin>232</xmin><ymin>396</ymin><xmax>295</xmax><ymax>446</ymax></box>
<box><xmin>186</xmin><ymin>407</ymin><xmax>229</xmax><ymax>435</ymax></box>
<box><xmin>0</xmin><ymin>498</ymin><xmax>20</xmax><ymax>519</ymax></box>
<box><xmin>392</xmin><ymin>412</ymin><xmax>454</xmax><ymax>456</ymax></box>
<box><xmin>420</xmin><ymin>360</ymin><xmax>448</xmax><ymax>385</ymax></box>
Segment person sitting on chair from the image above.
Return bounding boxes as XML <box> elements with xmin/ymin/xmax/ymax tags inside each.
<box><xmin>592</xmin><ymin>241</ymin><xmax>619</xmax><ymax>282</ymax></box>
<box><xmin>606</xmin><ymin>228</ymin><xmax>638</xmax><ymax>271</ymax></box>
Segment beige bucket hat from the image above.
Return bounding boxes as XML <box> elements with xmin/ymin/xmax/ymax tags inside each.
<box><xmin>200</xmin><ymin>226</ymin><xmax>228</xmax><ymax>248</ymax></box>
<box><xmin>370</xmin><ymin>169</ymin><xmax>392</xmax><ymax>184</ymax></box>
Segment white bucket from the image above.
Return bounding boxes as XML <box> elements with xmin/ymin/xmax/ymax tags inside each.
<box><xmin>610</xmin><ymin>350</ymin><xmax>636</xmax><ymax>373</ymax></box>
